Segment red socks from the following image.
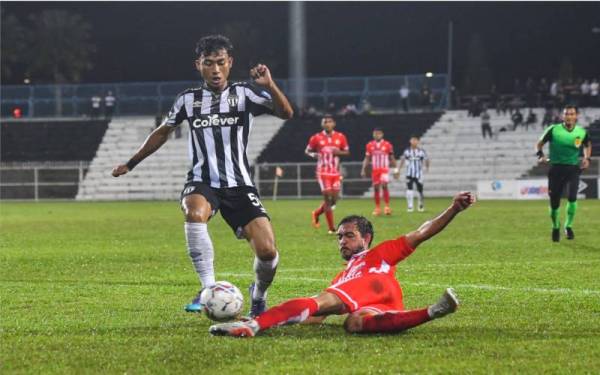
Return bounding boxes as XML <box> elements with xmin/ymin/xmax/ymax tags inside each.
<box><xmin>360</xmin><ymin>308</ymin><xmax>431</xmax><ymax>333</ymax></box>
<box><xmin>314</xmin><ymin>202</ymin><xmax>325</xmax><ymax>217</ymax></box>
<box><xmin>374</xmin><ymin>189</ymin><xmax>381</xmax><ymax>207</ymax></box>
<box><xmin>255</xmin><ymin>298</ymin><xmax>319</xmax><ymax>331</ymax></box>
<box><xmin>383</xmin><ymin>188</ymin><xmax>390</xmax><ymax>205</ymax></box>
<box><xmin>325</xmin><ymin>207</ymin><xmax>335</xmax><ymax>231</ymax></box>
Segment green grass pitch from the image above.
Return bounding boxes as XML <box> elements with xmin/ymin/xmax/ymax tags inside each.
<box><xmin>2</xmin><ymin>198</ymin><xmax>600</xmax><ymax>374</ymax></box>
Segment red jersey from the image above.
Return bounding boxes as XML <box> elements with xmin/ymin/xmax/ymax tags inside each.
<box><xmin>365</xmin><ymin>139</ymin><xmax>394</xmax><ymax>170</ymax></box>
<box><xmin>326</xmin><ymin>236</ymin><xmax>415</xmax><ymax>312</ymax></box>
<box><xmin>307</xmin><ymin>130</ymin><xmax>349</xmax><ymax>175</ymax></box>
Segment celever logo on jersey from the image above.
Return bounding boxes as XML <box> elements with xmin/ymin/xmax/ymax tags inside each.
<box><xmin>192</xmin><ymin>114</ymin><xmax>241</xmax><ymax>128</ymax></box>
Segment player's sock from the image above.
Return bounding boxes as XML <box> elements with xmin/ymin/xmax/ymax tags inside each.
<box><xmin>417</xmin><ymin>192</ymin><xmax>424</xmax><ymax>207</ymax></box>
<box><xmin>374</xmin><ymin>189</ymin><xmax>381</xmax><ymax>208</ymax></box>
<box><xmin>383</xmin><ymin>188</ymin><xmax>390</xmax><ymax>206</ymax></box>
<box><xmin>255</xmin><ymin>297</ymin><xmax>319</xmax><ymax>331</ymax></box>
<box><xmin>325</xmin><ymin>206</ymin><xmax>335</xmax><ymax>231</ymax></box>
<box><xmin>252</xmin><ymin>251</ymin><xmax>279</xmax><ymax>301</ymax></box>
<box><xmin>184</xmin><ymin>222</ymin><xmax>216</xmax><ymax>288</ymax></box>
<box><xmin>360</xmin><ymin>308</ymin><xmax>431</xmax><ymax>334</ymax></box>
<box><xmin>315</xmin><ymin>202</ymin><xmax>326</xmax><ymax>218</ymax></box>
<box><xmin>406</xmin><ymin>190</ymin><xmax>414</xmax><ymax>209</ymax></box>
<box><xmin>565</xmin><ymin>201</ymin><xmax>577</xmax><ymax>228</ymax></box>
<box><xmin>549</xmin><ymin>207</ymin><xmax>560</xmax><ymax>229</ymax></box>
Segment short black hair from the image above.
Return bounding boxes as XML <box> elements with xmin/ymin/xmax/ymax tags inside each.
<box><xmin>338</xmin><ymin>215</ymin><xmax>375</xmax><ymax>247</ymax></box>
<box><xmin>322</xmin><ymin>113</ymin><xmax>335</xmax><ymax>121</ymax></box>
<box><xmin>195</xmin><ymin>35</ymin><xmax>234</xmax><ymax>58</ymax></box>
<box><xmin>563</xmin><ymin>104</ymin><xmax>578</xmax><ymax>113</ymax></box>
<box><xmin>373</xmin><ymin>127</ymin><xmax>383</xmax><ymax>132</ymax></box>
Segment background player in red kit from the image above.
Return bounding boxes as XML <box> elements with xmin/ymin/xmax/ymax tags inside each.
<box><xmin>361</xmin><ymin>128</ymin><xmax>399</xmax><ymax>216</ymax></box>
<box><xmin>210</xmin><ymin>191</ymin><xmax>476</xmax><ymax>337</ymax></box>
<box><xmin>305</xmin><ymin>115</ymin><xmax>350</xmax><ymax>233</ymax></box>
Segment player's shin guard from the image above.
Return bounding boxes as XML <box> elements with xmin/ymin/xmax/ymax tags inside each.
<box><xmin>359</xmin><ymin>308</ymin><xmax>431</xmax><ymax>334</ymax></box>
<box><xmin>255</xmin><ymin>298</ymin><xmax>319</xmax><ymax>331</ymax></box>
<box><xmin>383</xmin><ymin>188</ymin><xmax>390</xmax><ymax>205</ymax></box>
<box><xmin>374</xmin><ymin>189</ymin><xmax>381</xmax><ymax>207</ymax></box>
<box><xmin>406</xmin><ymin>190</ymin><xmax>414</xmax><ymax>209</ymax></box>
<box><xmin>252</xmin><ymin>251</ymin><xmax>279</xmax><ymax>300</ymax></box>
<box><xmin>184</xmin><ymin>222</ymin><xmax>216</xmax><ymax>288</ymax></box>
<box><xmin>549</xmin><ymin>207</ymin><xmax>560</xmax><ymax>229</ymax></box>
<box><xmin>565</xmin><ymin>201</ymin><xmax>577</xmax><ymax>228</ymax></box>
<box><xmin>325</xmin><ymin>206</ymin><xmax>335</xmax><ymax>231</ymax></box>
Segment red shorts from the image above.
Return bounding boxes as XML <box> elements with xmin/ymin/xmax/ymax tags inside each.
<box><xmin>317</xmin><ymin>173</ymin><xmax>341</xmax><ymax>192</ymax></box>
<box><xmin>325</xmin><ymin>274</ymin><xmax>405</xmax><ymax>313</ymax></box>
<box><xmin>371</xmin><ymin>168</ymin><xmax>390</xmax><ymax>185</ymax></box>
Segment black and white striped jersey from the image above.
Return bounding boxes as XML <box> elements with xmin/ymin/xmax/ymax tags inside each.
<box><xmin>402</xmin><ymin>147</ymin><xmax>428</xmax><ymax>179</ymax></box>
<box><xmin>164</xmin><ymin>82</ymin><xmax>274</xmax><ymax>188</ymax></box>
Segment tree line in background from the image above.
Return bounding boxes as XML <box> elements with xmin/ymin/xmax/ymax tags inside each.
<box><xmin>1</xmin><ymin>10</ymin><xmax>95</xmax><ymax>85</ymax></box>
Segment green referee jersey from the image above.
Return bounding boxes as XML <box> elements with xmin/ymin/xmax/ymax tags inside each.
<box><xmin>540</xmin><ymin>123</ymin><xmax>590</xmax><ymax>165</ymax></box>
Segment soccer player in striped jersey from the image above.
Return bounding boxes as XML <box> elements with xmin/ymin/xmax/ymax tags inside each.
<box><xmin>208</xmin><ymin>192</ymin><xmax>475</xmax><ymax>338</ymax></box>
<box><xmin>305</xmin><ymin>115</ymin><xmax>350</xmax><ymax>234</ymax></box>
<box><xmin>111</xmin><ymin>35</ymin><xmax>293</xmax><ymax>317</ymax></box>
<box><xmin>361</xmin><ymin>128</ymin><xmax>399</xmax><ymax>216</ymax></box>
<box><xmin>399</xmin><ymin>136</ymin><xmax>429</xmax><ymax>212</ymax></box>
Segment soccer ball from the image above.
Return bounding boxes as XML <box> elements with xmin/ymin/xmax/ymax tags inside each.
<box><xmin>200</xmin><ymin>281</ymin><xmax>244</xmax><ymax>322</ymax></box>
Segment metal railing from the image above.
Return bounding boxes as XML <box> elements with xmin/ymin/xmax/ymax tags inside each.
<box><xmin>1</xmin><ymin>74</ymin><xmax>448</xmax><ymax>118</ymax></box>
<box><xmin>0</xmin><ymin>161</ymin><xmax>90</xmax><ymax>200</ymax></box>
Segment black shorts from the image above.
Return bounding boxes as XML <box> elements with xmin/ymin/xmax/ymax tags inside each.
<box><xmin>406</xmin><ymin>176</ymin><xmax>423</xmax><ymax>190</ymax></box>
<box><xmin>181</xmin><ymin>183</ymin><xmax>269</xmax><ymax>239</ymax></box>
<box><xmin>548</xmin><ymin>164</ymin><xmax>580</xmax><ymax>201</ymax></box>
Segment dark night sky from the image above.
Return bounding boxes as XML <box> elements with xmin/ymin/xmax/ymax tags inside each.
<box><xmin>2</xmin><ymin>1</ymin><xmax>600</xmax><ymax>89</ymax></box>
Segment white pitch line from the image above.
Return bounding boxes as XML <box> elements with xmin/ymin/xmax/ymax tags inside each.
<box><xmin>218</xmin><ymin>272</ymin><xmax>600</xmax><ymax>296</ymax></box>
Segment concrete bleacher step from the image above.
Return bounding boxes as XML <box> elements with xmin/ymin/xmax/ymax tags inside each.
<box><xmin>76</xmin><ymin>115</ymin><xmax>285</xmax><ymax>201</ymax></box>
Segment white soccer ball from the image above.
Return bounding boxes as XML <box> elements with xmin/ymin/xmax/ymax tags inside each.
<box><xmin>200</xmin><ymin>281</ymin><xmax>244</xmax><ymax>322</ymax></box>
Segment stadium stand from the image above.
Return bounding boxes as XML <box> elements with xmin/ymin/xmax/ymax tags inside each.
<box><xmin>1</xmin><ymin>119</ymin><xmax>109</xmax><ymax>161</ymax></box>
<box><xmin>1</xmin><ymin>119</ymin><xmax>109</xmax><ymax>199</ymax></box>
<box><xmin>379</xmin><ymin>108</ymin><xmax>600</xmax><ymax>198</ymax></box>
<box><xmin>76</xmin><ymin>116</ymin><xmax>285</xmax><ymax>200</ymax></box>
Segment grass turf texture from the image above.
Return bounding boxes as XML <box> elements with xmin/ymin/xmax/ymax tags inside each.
<box><xmin>2</xmin><ymin>198</ymin><xmax>600</xmax><ymax>374</ymax></box>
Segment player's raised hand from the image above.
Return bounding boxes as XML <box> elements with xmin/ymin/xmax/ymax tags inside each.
<box><xmin>451</xmin><ymin>191</ymin><xmax>475</xmax><ymax>212</ymax></box>
<box><xmin>250</xmin><ymin>64</ymin><xmax>273</xmax><ymax>88</ymax></box>
<box><xmin>111</xmin><ymin>164</ymin><xmax>130</xmax><ymax>177</ymax></box>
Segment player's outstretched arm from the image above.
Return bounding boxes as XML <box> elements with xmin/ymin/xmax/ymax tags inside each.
<box><xmin>111</xmin><ymin>124</ymin><xmax>174</xmax><ymax>177</ymax></box>
<box><xmin>250</xmin><ymin>64</ymin><xmax>294</xmax><ymax>120</ymax></box>
<box><xmin>405</xmin><ymin>192</ymin><xmax>475</xmax><ymax>249</ymax></box>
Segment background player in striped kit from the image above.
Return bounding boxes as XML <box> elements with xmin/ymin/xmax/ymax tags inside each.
<box><xmin>305</xmin><ymin>115</ymin><xmax>350</xmax><ymax>233</ymax></box>
<box><xmin>361</xmin><ymin>128</ymin><xmax>399</xmax><ymax>216</ymax></box>
<box><xmin>399</xmin><ymin>136</ymin><xmax>429</xmax><ymax>212</ymax></box>
<box><xmin>111</xmin><ymin>35</ymin><xmax>293</xmax><ymax>317</ymax></box>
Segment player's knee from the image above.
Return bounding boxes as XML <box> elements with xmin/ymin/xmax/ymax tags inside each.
<box><xmin>343</xmin><ymin>314</ymin><xmax>364</xmax><ymax>333</ymax></box>
<box><xmin>184</xmin><ymin>208</ymin><xmax>209</xmax><ymax>223</ymax></box>
<box><xmin>252</xmin><ymin>236</ymin><xmax>277</xmax><ymax>260</ymax></box>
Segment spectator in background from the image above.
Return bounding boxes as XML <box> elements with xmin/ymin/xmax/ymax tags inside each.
<box><xmin>361</xmin><ymin>98</ymin><xmax>373</xmax><ymax>115</ymax></box>
<box><xmin>104</xmin><ymin>91</ymin><xmax>116</xmax><ymax>119</ymax></box>
<box><xmin>481</xmin><ymin>107</ymin><xmax>492</xmax><ymax>139</ymax></box>
<box><xmin>538</xmin><ymin>78</ymin><xmax>549</xmax><ymax>107</ymax></box>
<box><xmin>525</xmin><ymin>109</ymin><xmax>537</xmax><ymax>131</ymax></box>
<box><xmin>421</xmin><ymin>85</ymin><xmax>431</xmax><ymax>110</ymax></box>
<box><xmin>511</xmin><ymin>108</ymin><xmax>523</xmax><ymax>130</ymax></box>
<box><xmin>497</xmin><ymin>96</ymin><xmax>509</xmax><ymax>115</ymax></box>
<box><xmin>525</xmin><ymin>77</ymin><xmax>536</xmax><ymax>109</ymax></box>
<box><xmin>489</xmin><ymin>84</ymin><xmax>498</xmax><ymax>111</ymax></box>
<box><xmin>550</xmin><ymin>80</ymin><xmax>559</xmax><ymax>107</ymax></box>
<box><xmin>468</xmin><ymin>97</ymin><xmax>482</xmax><ymax>117</ymax></box>
<box><xmin>591</xmin><ymin>78</ymin><xmax>599</xmax><ymax>107</ymax></box>
<box><xmin>399</xmin><ymin>85</ymin><xmax>410</xmax><ymax>112</ymax></box>
<box><xmin>542</xmin><ymin>107</ymin><xmax>554</xmax><ymax>128</ymax></box>
<box><xmin>580</xmin><ymin>79</ymin><xmax>590</xmax><ymax>108</ymax></box>
<box><xmin>90</xmin><ymin>94</ymin><xmax>102</xmax><ymax>119</ymax></box>
<box><xmin>513</xmin><ymin>78</ymin><xmax>523</xmax><ymax>100</ymax></box>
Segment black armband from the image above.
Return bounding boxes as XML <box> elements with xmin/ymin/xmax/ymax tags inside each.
<box><xmin>536</xmin><ymin>150</ymin><xmax>544</xmax><ymax>158</ymax></box>
<box><xmin>126</xmin><ymin>158</ymin><xmax>140</xmax><ymax>171</ymax></box>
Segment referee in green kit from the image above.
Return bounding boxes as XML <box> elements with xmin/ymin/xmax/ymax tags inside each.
<box><xmin>535</xmin><ymin>105</ymin><xmax>592</xmax><ymax>242</ymax></box>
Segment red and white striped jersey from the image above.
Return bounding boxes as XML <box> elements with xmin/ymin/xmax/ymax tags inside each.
<box><xmin>307</xmin><ymin>130</ymin><xmax>349</xmax><ymax>175</ymax></box>
<box><xmin>365</xmin><ymin>139</ymin><xmax>394</xmax><ymax>170</ymax></box>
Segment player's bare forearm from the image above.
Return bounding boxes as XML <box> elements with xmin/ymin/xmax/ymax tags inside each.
<box><xmin>333</xmin><ymin>149</ymin><xmax>350</xmax><ymax>157</ymax></box>
<box><xmin>267</xmin><ymin>81</ymin><xmax>294</xmax><ymax>119</ymax></box>
<box><xmin>301</xmin><ymin>315</ymin><xmax>328</xmax><ymax>325</ymax></box>
<box><xmin>112</xmin><ymin>125</ymin><xmax>173</xmax><ymax>177</ymax></box>
<box><xmin>405</xmin><ymin>192</ymin><xmax>475</xmax><ymax>249</ymax></box>
<box><xmin>305</xmin><ymin>147</ymin><xmax>317</xmax><ymax>159</ymax></box>
<box><xmin>389</xmin><ymin>156</ymin><xmax>397</xmax><ymax>168</ymax></box>
<box><xmin>361</xmin><ymin>156</ymin><xmax>370</xmax><ymax>176</ymax></box>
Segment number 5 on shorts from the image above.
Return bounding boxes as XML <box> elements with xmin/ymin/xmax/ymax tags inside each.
<box><xmin>247</xmin><ymin>192</ymin><xmax>264</xmax><ymax>208</ymax></box>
